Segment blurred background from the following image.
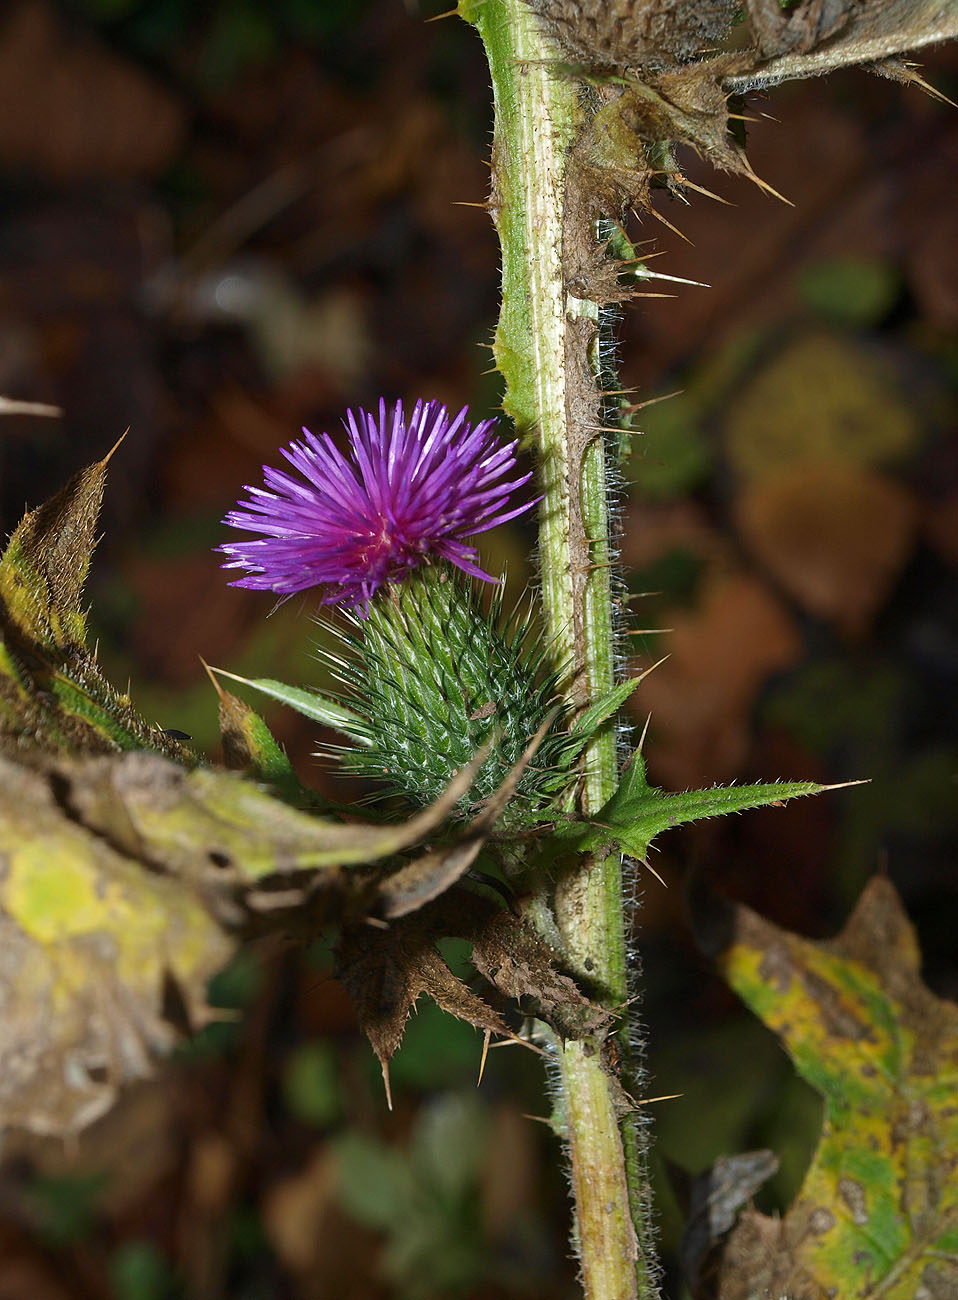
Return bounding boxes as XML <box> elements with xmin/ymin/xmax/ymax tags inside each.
<box><xmin>0</xmin><ymin>2</ymin><xmax>955</xmax><ymax>1297</ymax></box>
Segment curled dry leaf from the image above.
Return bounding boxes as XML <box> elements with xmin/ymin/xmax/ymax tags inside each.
<box><xmin>336</xmin><ymin>889</ymin><xmax>610</xmax><ymax>1101</ymax></box>
<box><xmin>680</xmin><ymin>1149</ymin><xmax>780</xmax><ymax>1297</ymax></box>
<box><xmin>335</xmin><ymin>911</ymin><xmax>513</xmax><ymax>1106</ymax></box>
<box><xmin>730</xmin><ymin>0</ymin><xmax>958</xmax><ymax>91</ymax></box>
<box><xmin>699</xmin><ymin>876</ymin><xmax>958</xmax><ymax>1300</ymax></box>
<box><xmin>466</xmin><ymin>900</ymin><xmax>609</xmax><ymax>1041</ymax></box>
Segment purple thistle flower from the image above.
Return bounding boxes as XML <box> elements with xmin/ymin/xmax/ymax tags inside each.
<box><xmin>218</xmin><ymin>398</ymin><xmax>536</xmax><ymax>609</ymax></box>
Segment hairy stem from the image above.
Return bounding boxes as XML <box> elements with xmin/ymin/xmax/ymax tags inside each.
<box><xmin>461</xmin><ymin>1</ymin><xmax>657</xmax><ymax>1294</ymax></box>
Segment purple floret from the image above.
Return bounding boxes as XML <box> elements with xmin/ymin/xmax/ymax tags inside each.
<box><xmin>218</xmin><ymin>398</ymin><xmax>536</xmax><ymax>609</ymax></box>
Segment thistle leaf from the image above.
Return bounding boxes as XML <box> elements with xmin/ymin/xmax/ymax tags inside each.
<box><xmin>729</xmin><ymin>0</ymin><xmax>958</xmax><ymax>93</ymax></box>
<box><xmin>205</xmin><ymin>662</ymin><xmax>337</xmax><ymax>812</ymax></box>
<box><xmin>558</xmin><ymin>748</ymin><xmax>831</xmax><ymax>860</ymax></box>
<box><xmin>561</xmin><ymin>675</ymin><xmax>644</xmax><ymax>752</ymax></box>
<box><xmin>208</xmin><ymin>667</ymin><xmax>369</xmax><ymax>742</ymax></box>
<box><xmin>336</xmin><ymin>887</ymin><xmax>609</xmax><ymax>1102</ymax></box>
<box><xmin>0</xmin><ymin>435</ymin><xmax>119</xmax><ymax>652</ymax></box>
<box><xmin>0</xmin><ymin>444</ymin><xmax>189</xmax><ymax>758</ymax></box>
<box><xmin>58</xmin><ymin>748</ymin><xmax>489</xmax><ymax>888</ymax></box>
<box><xmin>335</xmin><ymin>913</ymin><xmax>513</xmax><ymax>1108</ymax></box>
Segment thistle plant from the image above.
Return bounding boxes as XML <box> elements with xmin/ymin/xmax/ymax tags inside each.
<box><xmin>209</xmin><ymin>6</ymin><xmax>956</xmax><ymax>1298</ymax></box>
<box><xmin>217</xmin><ymin>389</ymin><xmax>830</xmax><ymax>1298</ymax></box>
<box><xmin>219</xmin><ymin>397</ymin><xmax>578</xmax><ymax>817</ymax></box>
<box><xmin>0</xmin><ymin>0</ymin><xmax>951</xmax><ymax>1292</ymax></box>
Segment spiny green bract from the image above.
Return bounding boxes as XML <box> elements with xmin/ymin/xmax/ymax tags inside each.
<box><xmin>328</xmin><ymin>569</ymin><xmax>571</xmax><ymax>824</ymax></box>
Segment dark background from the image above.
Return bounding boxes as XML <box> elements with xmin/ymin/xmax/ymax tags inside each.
<box><xmin>0</xmin><ymin>2</ymin><xmax>955</xmax><ymax>1297</ymax></box>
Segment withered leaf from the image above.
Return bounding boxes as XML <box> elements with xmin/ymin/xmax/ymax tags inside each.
<box><xmin>0</xmin><ymin>741</ymin><xmax>515</xmax><ymax>1135</ymax></box>
<box><xmin>680</xmin><ymin>1150</ymin><xmax>780</xmax><ymax>1297</ymax></box>
<box><xmin>463</xmin><ymin>899</ymin><xmax>610</xmax><ymax>1041</ymax></box>
<box><xmin>732</xmin><ymin>0</ymin><xmax>958</xmax><ymax>90</ymax></box>
<box><xmin>336</xmin><ymin>886</ymin><xmax>612</xmax><ymax>1101</ymax></box>
<box><xmin>34</xmin><ymin>744</ymin><xmax>489</xmax><ymax>901</ymax></box>
<box><xmin>0</xmin><ymin>754</ymin><xmax>231</xmax><ymax>1136</ymax></box>
<box><xmin>0</xmin><ymin>437</ymin><xmax>116</xmax><ymax>652</ymax></box>
<box><xmin>702</xmin><ymin>877</ymin><xmax>958</xmax><ymax>1300</ymax></box>
<box><xmin>0</xmin><ymin>441</ymin><xmax>188</xmax><ymax>758</ymax></box>
<box><xmin>335</xmin><ymin>913</ymin><xmax>512</xmax><ymax>1105</ymax></box>
<box><xmin>527</xmin><ymin>0</ymin><xmax>740</xmax><ymax>71</ymax></box>
<box><xmin>562</xmin><ymin>0</ymin><xmax>955</xmax><ymax>220</ymax></box>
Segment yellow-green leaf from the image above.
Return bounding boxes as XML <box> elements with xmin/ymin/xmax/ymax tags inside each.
<box><xmin>0</xmin><ymin>753</ymin><xmax>231</xmax><ymax>1137</ymax></box>
<box><xmin>711</xmin><ymin>877</ymin><xmax>958</xmax><ymax>1300</ymax></box>
<box><xmin>0</xmin><ymin>740</ymin><xmax>516</xmax><ymax>1136</ymax></box>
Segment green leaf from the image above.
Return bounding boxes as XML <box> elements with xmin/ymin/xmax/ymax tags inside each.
<box><xmin>712</xmin><ymin>877</ymin><xmax>958</xmax><ymax>1300</ymax></box>
<box><xmin>334</xmin><ymin>1131</ymin><xmax>415</xmax><ymax>1230</ymax></box>
<box><xmin>527</xmin><ymin>674</ymin><xmax>653</xmax><ymax>801</ymax></box>
<box><xmin>563</xmin><ymin>676</ymin><xmax>644</xmax><ymax>749</ymax></box>
<box><xmin>798</xmin><ymin>257</ymin><xmax>900</xmax><ymax>326</ymax></box>
<box><xmin>282</xmin><ymin>1041</ymin><xmax>343</xmax><ymax>1127</ymax></box>
<box><xmin>560</xmin><ymin>748</ymin><xmax>828</xmax><ymax>859</ymax></box>
<box><xmin>209</xmin><ymin>667</ymin><xmax>370</xmax><ymax>742</ymax></box>
<box><xmin>210</xmin><ymin>669</ymin><xmax>335</xmax><ymax>810</ymax></box>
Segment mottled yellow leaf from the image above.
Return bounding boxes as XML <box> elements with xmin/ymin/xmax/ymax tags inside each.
<box><xmin>709</xmin><ymin>877</ymin><xmax>958</xmax><ymax>1300</ymax></box>
<box><xmin>0</xmin><ymin>756</ymin><xmax>230</xmax><ymax>1136</ymax></box>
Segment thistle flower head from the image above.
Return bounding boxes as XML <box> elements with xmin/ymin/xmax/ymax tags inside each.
<box><xmin>218</xmin><ymin>398</ymin><xmax>535</xmax><ymax>609</ymax></box>
<box><xmin>325</xmin><ymin>568</ymin><xmax>570</xmax><ymax>823</ymax></box>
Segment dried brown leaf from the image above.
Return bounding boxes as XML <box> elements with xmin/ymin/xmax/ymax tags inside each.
<box><xmin>733</xmin><ymin>0</ymin><xmax>958</xmax><ymax>90</ymax></box>
<box><xmin>335</xmin><ymin>885</ymin><xmax>610</xmax><ymax>1096</ymax></box>
<box><xmin>0</xmin><ymin>0</ymin><xmax>186</xmax><ymax>181</ymax></box>
<box><xmin>466</xmin><ymin>903</ymin><xmax>610</xmax><ymax>1041</ymax></box>
<box><xmin>734</xmin><ymin>462</ymin><xmax>918</xmax><ymax>638</ymax></box>
<box><xmin>335</xmin><ymin>913</ymin><xmax>511</xmax><ymax>1100</ymax></box>
<box><xmin>562</xmin><ymin>0</ymin><xmax>956</xmax><ymax>221</ymax></box>
<box><xmin>680</xmin><ymin>1150</ymin><xmax>780</xmax><ymax>1296</ymax></box>
<box><xmin>528</xmin><ymin>0</ymin><xmax>740</xmax><ymax>71</ymax></box>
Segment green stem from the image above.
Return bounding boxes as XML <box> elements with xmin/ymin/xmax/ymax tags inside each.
<box><xmin>461</xmin><ymin>1</ymin><xmax>657</xmax><ymax>1295</ymax></box>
